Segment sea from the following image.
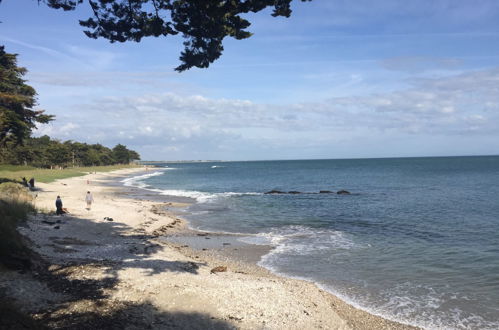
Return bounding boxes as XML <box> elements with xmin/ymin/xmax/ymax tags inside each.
<box><xmin>122</xmin><ymin>156</ymin><xmax>499</xmax><ymax>329</ymax></box>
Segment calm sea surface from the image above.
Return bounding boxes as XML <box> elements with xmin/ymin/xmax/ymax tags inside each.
<box><xmin>123</xmin><ymin>156</ymin><xmax>499</xmax><ymax>329</ymax></box>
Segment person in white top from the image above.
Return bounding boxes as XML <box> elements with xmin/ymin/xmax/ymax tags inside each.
<box><xmin>85</xmin><ymin>191</ymin><xmax>94</xmax><ymax>210</ymax></box>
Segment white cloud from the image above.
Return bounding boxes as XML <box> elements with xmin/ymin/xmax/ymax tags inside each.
<box><xmin>33</xmin><ymin>67</ymin><xmax>499</xmax><ymax>159</ymax></box>
<box><xmin>35</xmin><ymin>122</ymin><xmax>79</xmax><ymax>138</ymax></box>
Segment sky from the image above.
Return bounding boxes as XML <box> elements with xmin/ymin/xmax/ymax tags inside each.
<box><xmin>2</xmin><ymin>0</ymin><xmax>499</xmax><ymax>161</ymax></box>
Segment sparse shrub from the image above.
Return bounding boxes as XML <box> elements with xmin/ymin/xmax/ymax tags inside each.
<box><xmin>0</xmin><ymin>183</ymin><xmax>35</xmax><ymax>269</ymax></box>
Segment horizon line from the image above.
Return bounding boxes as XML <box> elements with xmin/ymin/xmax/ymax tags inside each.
<box><xmin>139</xmin><ymin>153</ymin><xmax>499</xmax><ymax>163</ymax></box>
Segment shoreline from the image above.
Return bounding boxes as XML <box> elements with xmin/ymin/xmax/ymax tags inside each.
<box><xmin>121</xmin><ymin>172</ymin><xmax>419</xmax><ymax>330</ymax></box>
<box><xmin>3</xmin><ymin>168</ymin><xmax>418</xmax><ymax>329</ymax></box>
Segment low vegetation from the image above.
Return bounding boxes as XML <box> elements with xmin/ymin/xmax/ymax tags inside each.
<box><xmin>0</xmin><ymin>182</ymin><xmax>35</xmax><ymax>269</ymax></box>
<box><xmin>0</xmin><ymin>183</ymin><xmax>45</xmax><ymax>328</ymax></box>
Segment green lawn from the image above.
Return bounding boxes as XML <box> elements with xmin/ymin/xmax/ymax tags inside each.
<box><xmin>0</xmin><ymin>165</ymin><xmax>36</xmax><ymax>172</ymax></box>
<box><xmin>0</xmin><ymin>164</ymin><xmax>140</xmax><ymax>183</ymax></box>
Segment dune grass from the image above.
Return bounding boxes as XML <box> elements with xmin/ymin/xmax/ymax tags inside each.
<box><xmin>0</xmin><ymin>164</ymin><xmax>139</xmax><ymax>184</ymax></box>
<box><xmin>0</xmin><ymin>183</ymin><xmax>36</xmax><ymax>269</ymax></box>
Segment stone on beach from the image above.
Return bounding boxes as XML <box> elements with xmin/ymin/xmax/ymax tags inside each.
<box><xmin>210</xmin><ymin>266</ymin><xmax>227</xmax><ymax>274</ymax></box>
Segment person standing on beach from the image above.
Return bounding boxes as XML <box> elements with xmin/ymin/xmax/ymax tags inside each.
<box><xmin>55</xmin><ymin>196</ymin><xmax>64</xmax><ymax>215</ymax></box>
<box><xmin>85</xmin><ymin>191</ymin><xmax>94</xmax><ymax>210</ymax></box>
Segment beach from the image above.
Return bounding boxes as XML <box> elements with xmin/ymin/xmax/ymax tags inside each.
<box><xmin>2</xmin><ymin>168</ymin><xmax>417</xmax><ymax>329</ymax></box>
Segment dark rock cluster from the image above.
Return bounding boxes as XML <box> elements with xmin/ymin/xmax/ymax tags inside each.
<box><xmin>264</xmin><ymin>190</ymin><xmax>351</xmax><ymax>195</ymax></box>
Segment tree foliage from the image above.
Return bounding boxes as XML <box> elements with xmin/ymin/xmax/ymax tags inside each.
<box><xmin>112</xmin><ymin>143</ymin><xmax>132</xmax><ymax>164</ymax></box>
<box><xmin>0</xmin><ymin>46</ymin><xmax>53</xmax><ymax>146</ymax></box>
<box><xmin>0</xmin><ymin>135</ymin><xmax>140</xmax><ymax>167</ymax></box>
<box><xmin>31</xmin><ymin>0</ymin><xmax>311</xmax><ymax>71</ymax></box>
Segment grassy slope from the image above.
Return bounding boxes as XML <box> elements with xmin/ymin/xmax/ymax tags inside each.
<box><xmin>0</xmin><ymin>183</ymin><xmax>36</xmax><ymax>269</ymax></box>
<box><xmin>0</xmin><ymin>183</ymin><xmax>47</xmax><ymax>329</ymax></box>
<box><xmin>0</xmin><ymin>164</ymin><xmax>139</xmax><ymax>183</ymax></box>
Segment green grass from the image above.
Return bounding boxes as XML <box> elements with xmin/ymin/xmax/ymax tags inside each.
<box><xmin>0</xmin><ymin>183</ymin><xmax>36</xmax><ymax>269</ymax></box>
<box><xmin>0</xmin><ymin>164</ymin><xmax>139</xmax><ymax>183</ymax></box>
<box><xmin>0</xmin><ymin>183</ymin><xmax>54</xmax><ymax>329</ymax></box>
<box><xmin>0</xmin><ymin>164</ymin><xmax>36</xmax><ymax>172</ymax></box>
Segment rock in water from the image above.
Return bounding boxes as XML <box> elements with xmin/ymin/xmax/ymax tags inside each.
<box><xmin>319</xmin><ymin>190</ymin><xmax>333</xmax><ymax>193</ymax></box>
<box><xmin>264</xmin><ymin>190</ymin><xmax>285</xmax><ymax>194</ymax></box>
<box><xmin>288</xmin><ymin>191</ymin><xmax>302</xmax><ymax>194</ymax></box>
<box><xmin>210</xmin><ymin>266</ymin><xmax>227</xmax><ymax>274</ymax></box>
<box><xmin>337</xmin><ymin>190</ymin><xmax>351</xmax><ymax>195</ymax></box>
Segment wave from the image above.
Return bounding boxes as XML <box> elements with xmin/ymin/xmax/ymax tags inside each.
<box><xmin>240</xmin><ymin>225</ymin><xmax>360</xmax><ymax>257</ymax></box>
<box><xmin>211</xmin><ymin>165</ymin><xmax>225</xmax><ymax>168</ymax></box>
<box><xmin>156</xmin><ymin>190</ymin><xmax>260</xmax><ymax>203</ymax></box>
<box><xmin>242</xmin><ymin>225</ymin><xmax>497</xmax><ymax>330</ymax></box>
<box><xmin>315</xmin><ymin>281</ymin><xmax>499</xmax><ymax>330</ymax></box>
<box><xmin>121</xmin><ymin>167</ymin><xmax>179</xmax><ymax>188</ymax></box>
<box><xmin>121</xmin><ymin>171</ymin><xmax>260</xmax><ymax>203</ymax></box>
<box><xmin>121</xmin><ymin>170</ymin><xmax>167</xmax><ymax>189</ymax></box>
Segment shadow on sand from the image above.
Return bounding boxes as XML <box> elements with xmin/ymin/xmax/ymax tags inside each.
<box><xmin>0</xmin><ymin>207</ymin><xmax>234</xmax><ymax>329</ymax></box>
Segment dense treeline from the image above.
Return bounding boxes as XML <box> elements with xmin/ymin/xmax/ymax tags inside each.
<box><xmin>0</xmin><ymin>135</ymin><xmax>140</xmax><ymax>168</ymax></box>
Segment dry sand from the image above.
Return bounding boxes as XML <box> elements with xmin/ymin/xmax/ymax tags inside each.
<box><xmin>1</xmin><ymin>169</ymin><xmax>419</xmax><ymax>329</ymax></box>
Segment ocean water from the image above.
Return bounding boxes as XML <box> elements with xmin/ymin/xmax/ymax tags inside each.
<box><xmin>123</xmin><ymin>157</ymin><xmax>499</xmax><ymax>329</ymax></box>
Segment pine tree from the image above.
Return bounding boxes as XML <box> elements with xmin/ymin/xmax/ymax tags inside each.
<box><xmin>0</xmin><ymin>46</ymin><xmax>53</xmax><ymax>146</ymax></box>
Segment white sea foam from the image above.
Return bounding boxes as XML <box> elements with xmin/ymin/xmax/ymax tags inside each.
<box><xmin>244</xmin><ymin>229</ymin><xmax>499</xmax><ymax>330</ymax></box>
<box><xmin>242</xmin><ymin>225</ymin><xmax>358</xmax><ymax>252</ymax></box>
<box><xmin>239</xmin><ymin>225</ymin><xmax>362</xmax><ymax>278</ymax></box>
<box><xmin>368</xmin><ymin>283</ymin><xmax>499</xmax><ymax>330</ymax></box>
<box><xmin>121</xmin><ymin>170</ymin><xmax>168</xmax><ymax>188</ymax></box>
<box><xmin>247</xmin><ymin>226</ymin><xmax>499</xmax><ymax>330</ymax></box>
<box><xmin>121</xmin><ymin>171</ymin><xmax>260</xmax><ymax>203</ymax></box>
<box><xmin>156</xmin><ymin>190</ymin><xmax>260</xmax><ymax>203</ymax></box>
<box><xmin>319</xmin><ymin>281</ymin><xmax>499</xmax><ymax>330</ymax></box>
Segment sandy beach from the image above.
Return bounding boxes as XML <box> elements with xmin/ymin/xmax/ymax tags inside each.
<box><xmin>1</xmin><ymin>169</ymin><xmax>418</xmax><ymax>329</ymax></box>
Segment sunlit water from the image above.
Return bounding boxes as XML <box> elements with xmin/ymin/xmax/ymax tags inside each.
<box><xmin>123</xmin><ymin>157</ymin><xmax>499</xmax><ymax>329</ymax></box>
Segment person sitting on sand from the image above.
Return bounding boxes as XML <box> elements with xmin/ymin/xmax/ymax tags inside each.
<box><xmin>21</xmin><ymin>177</ymin><xmax>29</xmax><ymax>187</ymax></box>
<box><xmin>55</xmin><ymin>196</ymin><xmax>66</xmax><ymax>215</ymax></box>
<box><xmin>29</xmin><ymin>177</ymin><xmax>35</xmax><ymax>189</ymax></box>
<box><xmin>85</xmin><ymin>191</ymin><xmax>94</xmax><ymax>210</ymax></box>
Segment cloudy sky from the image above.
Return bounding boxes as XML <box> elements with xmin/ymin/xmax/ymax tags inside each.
<box><xmin>2</xmin><ymin>0</ymin><xmax>499</xmax><ymax>160</ymax></box>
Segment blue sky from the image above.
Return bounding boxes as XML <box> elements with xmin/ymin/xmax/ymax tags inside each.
<box><xmin>2</xmin><ymin>0</ymin><xmax>499</xmax><ymax>160</ymax></box>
